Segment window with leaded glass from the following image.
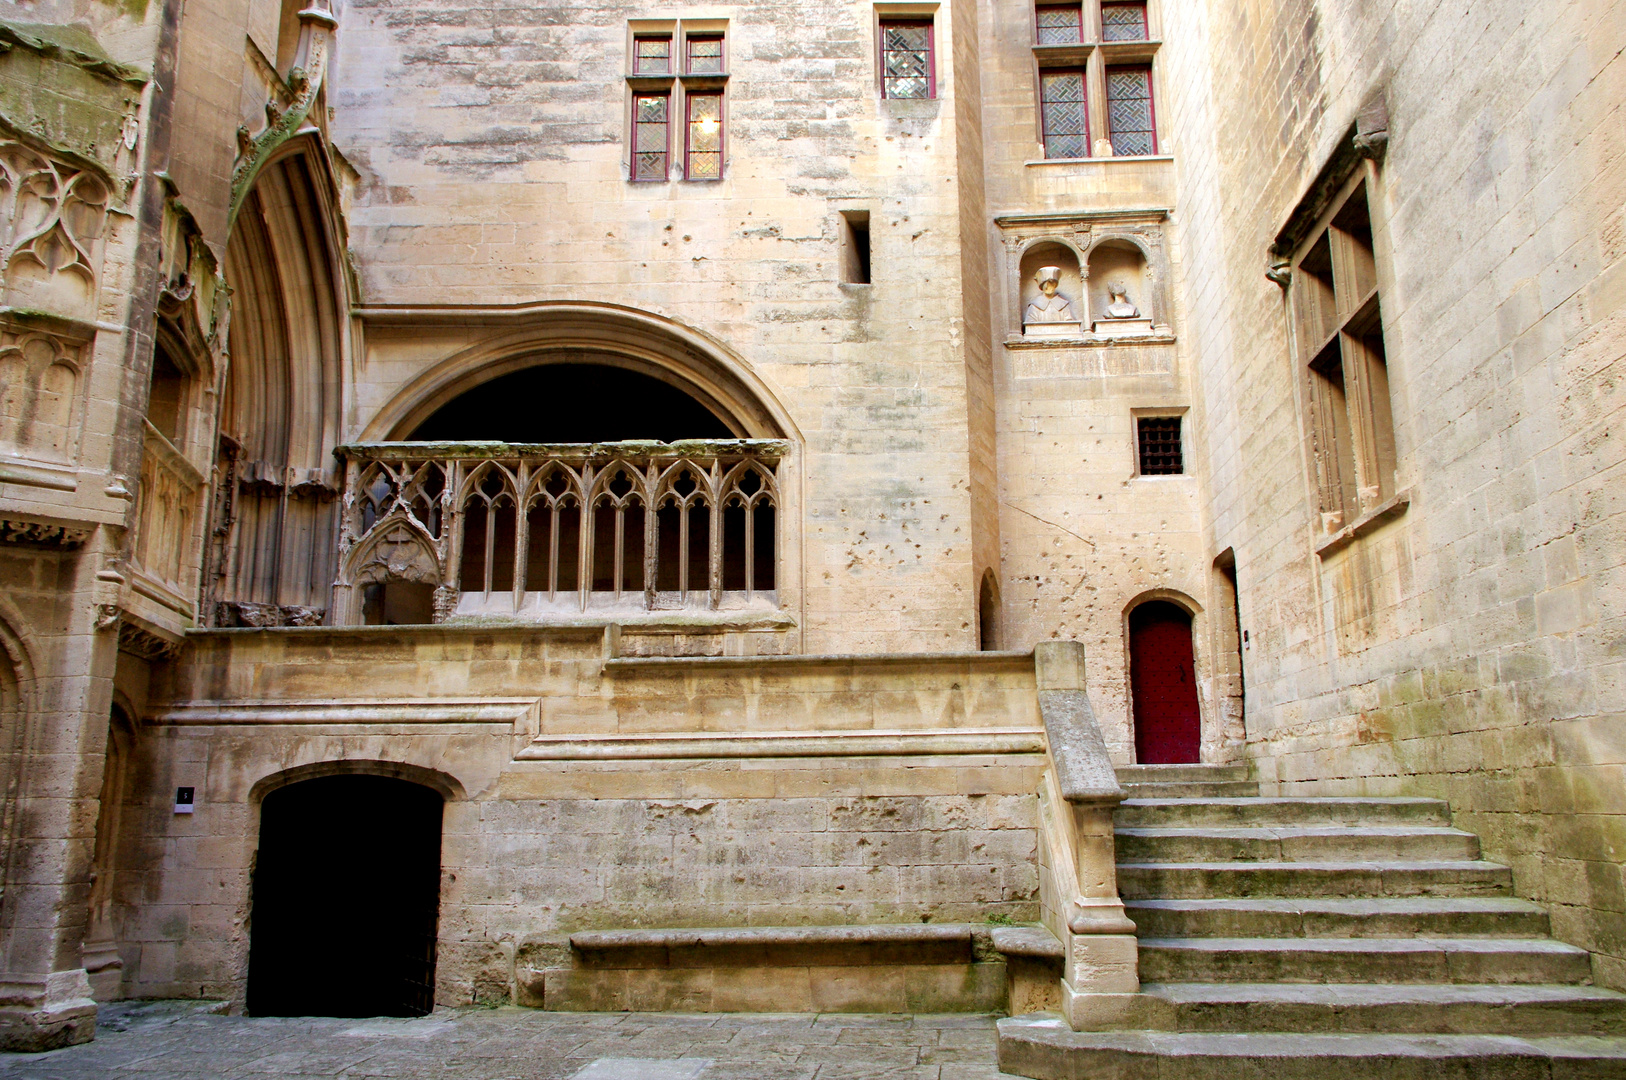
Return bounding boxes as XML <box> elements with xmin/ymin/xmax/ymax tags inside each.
<box><xmin>1100</xmin><ymin>2</ymin><xmax>1148</xmax><ymax>41</ymax></box>
<box><xmin>1106</xmin><ymin>65</ymin><xmax>1156</xmax><ymax>155</ymax></box>
<box><xmin>1035</xmin><ymin>3</ymin><xmax>1083</xmax><ymax>44</ymax></box>
<box><xmin>1039</xmin><ymin>69</ymin><xmax>1088</xmax><ymax>159</ymax></box>
<box><xmin>879</xmin><ymin>20</ymin><xmax>934</xmax><ymax>99</ymax></box>
<box><xmin>686</xmin><ymin>34</ymin><xmax>723</xmax><ymax>74</ymax></box>
<box><xmin>685</xmin><ymin>92</ymin><xmax>723</xmax><ymax>179</ymax></box>
<box><xmin>1137</xmin><ymin>416</ymin><xmax>1183</xmax><ymax>475</ymax></box>
<box><xmin>633</xmin><ymin>35</ymin><xmax>671</xmax><ymax>74</ymax></box>
<box><xmin>632</xmin><ymin>92</ymin><xmax>669</xmax><ymax>182</ymax></box>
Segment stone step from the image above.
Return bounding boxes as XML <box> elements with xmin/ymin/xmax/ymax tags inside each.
<box><xmin>1116</xmin><ymin>764</ymin><xmax>1253</xmax><ymax>784</ymax></box>
<box><xmin>1116</xmin><ymin>824</ymin><xmax>1482</xmax><ymax>863</ymax></box>
<box><xmin>998</xmin><ymin>1015</ymin><xmax>1626</xmax><ymax>1080</ymax></box>
<box><xmin>1115</xmin><ymin>796</ymin><xmax>1455</xmax><ymax>828</ymax></box>
<box><xmin>1124</xmin><ymin>897</ymin><xmax>1553</xmax><ymax>939</ymax></box>
<box><xmin>1126</xmin><ymin>982</ymin><xmax>1626</xmax><ymax>1035</ymax></box>
<box><xmin>1117</xmin><ymin>859</ymin><xmax>1514</xmax><ymax>899</ymax></box>
<box><xmin>1137</xmin><ymin>936</ymin><xmax>1594</xmax><ymax>985</ymax></box>
<box><xmin>1120</xmin><ymin>779</ymin><xmax>1261</xmax><ymax>799</ymax></box>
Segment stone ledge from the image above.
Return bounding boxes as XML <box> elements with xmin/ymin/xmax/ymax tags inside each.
<box><xmin>518</xmin><ymin>729</ymin><xmax>1045</xmax><ymax>761</ymax></box>
<box><xmin>992</xmin><ymin>926</ymin><xmax>1065</xmax><ymax>959</ymax></box>
<box><xmin>571</xmin><ymin>923</ymin><xmax>978</xmax><ymax>951</ymax></box>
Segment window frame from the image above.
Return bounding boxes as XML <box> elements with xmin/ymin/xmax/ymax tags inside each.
<box><xmin>1038</xmin><ymin>66</ymin><xmax>1090</xmax><ymax>160</ymax></box>
<box><xmin>630</xmin><ymin>90</ymin><xmax>672</xmax><ymax>182</ymax></box>
<box><xmin>1104</xmin><ymin>62</ymin><xmax>1158</xmax><ymax>156</ymax></box>
<box><xmin>632</xmin><ymin>34</ymin><xmax>673</xmax><ymax>75</ymax></box>
<box><xmin>1034</xmin><ymin>2</ymin><xmax>1084</xmax><ymax>44</ymax></box>
<box><xmin>683</xmin><ymin>90</ymin><xmax>725</xmax><ymax>181</ymax></box>
<box><xmin>1099</xmin><ymin>1</ymin><xmax>1149</xmax><ymax>41</ymax></box>
<box><xmin>1134</xmin><ymin>413</ymin><xmax>1184</xmax><ymax>476</ymax></box>
<box><xmin>1289</xmin><ymin>164</ymin><xmax>1400</xmax><ymax>543</ymax></box>
<box><xmin>878</xmin><ymin>17</ymin><xmax>936</xmax><ymax>100</ymax></box>
<box><xmin>684</xmin><ymin>32</ymin><xmax>725</xmax><ymax>74</ymax></box>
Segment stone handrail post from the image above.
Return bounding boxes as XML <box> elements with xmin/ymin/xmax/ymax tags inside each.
<box><xmin>1034</xmin><ymin>640</ymin><xmax>1139</xmax><ymax>1029</ymax></box>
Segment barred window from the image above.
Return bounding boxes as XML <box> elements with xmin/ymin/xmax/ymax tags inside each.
<box><xmin>1035</xmin><ymin>2</ymin><xmax>1083</xmax><ymax>44</ymax></box>
<box><xmin>1137</xmin><ymin>417</ymin><xmax>1182</xmax><ymax>475</ymax></box>
<box><xmin>1106</xmin><ymin>64</ymin><xmax>1157</xmax><ymax>155</ymax></box>
<box><xmin>1040</xmin><ymin>69</ymin><xmax>1089</xmax><ymax>159</ymax></box>
<box><xmin>633</xmin><ymin>35</ymin><xmax>671</xmax><ymax>74</ymax></box>
<box><xmin>685</xmin><ymin>92</ymin><xmax>723</xmax><ymax>179</ymax></box>
<box><xmin>632</xmin><ymin>92</ymin><xmax>670</xmax><ymax>181</ymax></box>
<box><xmin>1100</xmin><ymin>2</ymin><xmax>1148</xmax><ymax>41</ymax></box>
<box><xmin>880</xmin><ymin>20</ymin><xmax>934</xmax><ymax>99</ymax></box>
<box><xmin>686</xmin><ymin>34</ymin><xmax>723</xmax><ymax>74</ymax></box>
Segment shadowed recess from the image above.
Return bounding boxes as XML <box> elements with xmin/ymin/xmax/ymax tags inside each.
<box><xmin>408</xmin><ymin>363</ymin><xmax>735</xmax><ymax>442</ymax></box>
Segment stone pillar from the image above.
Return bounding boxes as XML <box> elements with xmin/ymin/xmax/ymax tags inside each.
<box><xmin>1033</xmin><ymin>640</ymin><xmax>1140</xmax><ymax>1031</ymax></box>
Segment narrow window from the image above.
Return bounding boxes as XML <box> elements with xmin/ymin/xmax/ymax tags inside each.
<box><xmin>633</xmin><ymin>35</ymin><xmax>671</xmax><ymax>74</ymax></box>
<box><xmin>840</xmin><ymin>210</ymin><xmax>871</xmax><ymax>284</ymax></box>
<box><xmin>685</xmin><ymin>34</ymin><xmax>724</xmax><ymax>73</ymax></box>
<box><xmin>1294</xmin><ymin>176</ymin><xmax>1395</xmax><ymax>534</ymax></box>
<box><xmin>147</xmin><ymin>349</ymin><xmax>186</xmax><ymax>445</ymax></box>
<box><xmin>685</xmin><ymin>92</ymin><xmax>723</xmax><ymax>179</ymax></box>
<box><xmin>879</xmin><ymin>20</ymin><xmax>934</xmax><ymax>99</ymax></box>
<box><xmin>1039</xmin><ymin>69</ymin><xmax>1089</xmax><ymax>159</ymax></box>
<box><xmin>1105</xmin><ymin>64</ymin><xmax>1157</xmax><ymax>155</ymax></box>
<box><xmin>1100</xmin><ymin>1</ymin><xmax>1148</xmax><ymax>40</ymax></box>
<box><xmin>632</xmin><ymin>92</ymin><xmax>670</xmax><ymax>181</ymax></box>
<box><xmin>1035</xmin><ymin>2</ymin><xmax>1083</xmax><ymax>44</ymax></box>
<box><xmin>1137</xmin><ymin>416</ymin><xmax>1182</xmax><ymax>475</ymax></box>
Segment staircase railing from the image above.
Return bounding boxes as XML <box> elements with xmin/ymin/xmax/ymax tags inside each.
<box><xmin>1033</xmin><ymin>641</ymin><xmax>1139</xmax><ymax>1028</ymax></box>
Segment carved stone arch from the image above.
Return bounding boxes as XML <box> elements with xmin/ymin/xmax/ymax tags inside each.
<box><xmin>1122</xmin><ymin>587</ymin><xmax>1203</xmax><ymax>618</ymax></box>
<box><xmin>1081</xmin><ymin>231</ymin><xmax>1165</xmax><ymax>331</ymax></box>
<box><xmin>248</xmin><ymin>758</ymin><xmax>467</xmax><ymax>806</ymax></box>
<box><xmin>333</xmin><ymin>512</ymin><xmax>442</xmax><ymax>625</ymax></box>
<box><xmin>213</xmin><ymin>133</ymin><xmax>350</xmax><ymax>626</ymax></box>
<box><xmin>356</xmin><ymin>303</ymin><xmax>801</xmax><ymax>443</ymax></box>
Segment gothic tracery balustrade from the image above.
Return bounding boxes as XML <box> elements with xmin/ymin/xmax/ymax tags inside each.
<box><xmin>335</xmin><ymin>440</ymin><xmax>786</xmax><ymax>623</ymax></box>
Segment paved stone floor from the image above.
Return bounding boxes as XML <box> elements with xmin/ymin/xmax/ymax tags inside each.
<box><xmin>0</xmin><ymin>1002</ymin><xmax>1026</xmax><ymax>1079</ymax></box>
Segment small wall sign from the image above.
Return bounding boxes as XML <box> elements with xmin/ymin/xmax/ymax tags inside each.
<box><xmin>174</xmin><ymin>787</ymin><xmax>194</xmax><ymax>814</ymax></box>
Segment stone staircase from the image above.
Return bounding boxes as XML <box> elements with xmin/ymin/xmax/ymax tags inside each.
<box><xmin>1000</xmin><ymin>763</ymin><xmax>1626</xmax><ymax>1078</ymax></box>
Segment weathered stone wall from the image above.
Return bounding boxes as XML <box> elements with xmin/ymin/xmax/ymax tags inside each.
<box><xmin>110</xmin><ymin>629</ymin><xmax>1044</xmax><ymax>1003</ymax></box>
<box><xmin>1165</xmin><ymin>0</ymin><xmax>1626</xmax><ymax>985</ymax></box>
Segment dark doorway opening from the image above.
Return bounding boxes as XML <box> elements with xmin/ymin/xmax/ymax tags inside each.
<box><xmin>1129</xmin><ymin>600</ymin><xmax>1202</xmax><ymax>764</ymax></box>
<box><xmin>247</xmin><ymin>774</ymin><xmax>444</xmax><ymax>1017</ymax></box>
<box><xmin>409</xmin><ymin>363</ymin><xmax>735</xmax><ymax>442</ymax></box>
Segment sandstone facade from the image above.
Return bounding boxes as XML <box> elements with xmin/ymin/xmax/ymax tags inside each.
<box><xmin>0</xmin><ymin>0</ymin><xmax>1619</xmax><ymax>1053</ymax></box>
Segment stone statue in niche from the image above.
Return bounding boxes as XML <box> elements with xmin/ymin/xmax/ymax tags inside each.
<box><xmin>1023</xmin><ymin>266</ymin><xmax>1081</xmax><ymax>337</ymax></box>
<box><xmin>1091</xmin><ymin>278</ymin><xmax>1155</xmax><ymax>337</ymax></box>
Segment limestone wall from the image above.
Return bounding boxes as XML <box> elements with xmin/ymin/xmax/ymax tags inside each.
<box><xmin>112</xmin><ymin>629</ymin><xmax>1044</xmax><ymax>1003</ymax></box>
<box><xmin>1165</xmin><ymin>0</ymin><xmax>1626</xmax><ymax>985</ymax></box>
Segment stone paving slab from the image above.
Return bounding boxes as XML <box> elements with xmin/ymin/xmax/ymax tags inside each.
<box><xmin>0</xmin><ymin>1003</ymin><xmax>1026</xmax><ymax>1080</ymax></box>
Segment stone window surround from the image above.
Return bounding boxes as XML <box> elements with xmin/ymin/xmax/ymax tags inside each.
<box><xmin>1129</xmin><ymin>405</ymin><xmax>1189</xmax><ymax>480</ymax></box>
<box><xmin>624</xmin><ymin>18</ymin><xmax>729</xmax><ymax>184</ymax></box>
<box><xmin>873</xmin><ymin>3</ymin><xmax>940</xmax><ymax>101</ymax></box>
<box><xmin>994</xmin><ymin>209</ymin><xmax>1174</xmax><ymax>346</ymax></box>
<box><xmin>1028</xmin><ymin>0</ymin><xmax>1163</xmax><ymax>159</ymax></box>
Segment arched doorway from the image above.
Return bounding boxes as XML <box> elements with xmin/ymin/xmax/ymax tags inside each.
<box><xmin>1128</xmin><ymin>600</ymin><xmax>1202</xmax><ymax>764</ymax></box>
<box><xmin>247</xmin><ymin>775</ymin><xmax>444</xmax><ymax>1017</ymax></box>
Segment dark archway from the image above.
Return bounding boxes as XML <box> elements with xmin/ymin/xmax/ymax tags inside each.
<box><xmin>247</xmin><ymin>775</ymin><xmax>444</xmax><ymax>1017</ymax></box>
<box><xmin>408</xmin><ymin>363</ymin><xmax>734</xmax><ymax>442</ymax></box>
<box><xmin>1129</xmin><ymin>600</ymin><xmax>1202</xmax><ymax>764</ymax></box>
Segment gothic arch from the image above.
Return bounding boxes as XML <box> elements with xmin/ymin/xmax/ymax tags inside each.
<box><xmin>357</xmin><ymin>303</ymin><xmax>800</xmax><ymax>443</ymax></box>
<box><xmin>213</xmin><ymin>134</ymin><xmax>351</xmax><ymax>624</ymax></box>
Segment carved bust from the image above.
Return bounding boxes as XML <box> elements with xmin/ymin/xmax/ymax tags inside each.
<box><xmin>1103</xmin><ymin>280</ymin><xmax>1140</xmax><ymax>319</ymax></box>
<box><xmin>1023</xmin><ymin>266</ymin><xmax>1079</xmax><ymax>330</ymax></box>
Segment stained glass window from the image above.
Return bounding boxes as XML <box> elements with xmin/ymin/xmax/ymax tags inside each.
<box><xmin>1040</xmin><ymin>70</ymin><xmax>1089</xmax><ymax>159</ymax></box>
<box><xmin>686</xmin><ymin>92</ymin><xmax>723</xmax><ymax>179</ymax></box>
<box><xmin>633</xmin><ymin>36</ymin><xmax>671</xmax><ymax>74</ymax></box>
<box><xmin>1106</xmin><ymin>65</ymin><xmax>1156</xmax><ymax>155</ymax></box>
<box><xmin>1101</xmin><ymin>2</ymin><xmax>1148</xmax><ymax>41</ymax></box>
<box><xmin>686</xmin><ymin>35</ymin><xmax>723</xmax><ymax>74</ymax></box>
<box><xmin>632</xmin><ymin>93</ymin><xmax>669</xmax><ymax>181</ymax></box>
<box><xmin>880</xmin><ymin>20</ymin><xmax>933</xmax><ymax>99</ymax></box>
<box><xmin>1035</xmin><ymin>3</ymin><xmax>1083</xmax><ymax>44</ymax></box>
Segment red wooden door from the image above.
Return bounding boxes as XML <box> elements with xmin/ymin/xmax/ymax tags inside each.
<box><xmin>1129</xmin><ymin>601</ymin><xmax>1201</xmax><ymax>764</ymax></box>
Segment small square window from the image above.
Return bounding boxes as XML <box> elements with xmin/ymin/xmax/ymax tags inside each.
<box><xmin>686</xmin><ymin>34</ymin><xmax>724</xmax><ymax>74</ymax></box>
<box><xmin>1106</xmin><ymin>64</ymin><xmax>1157</xmax><ymax>155</ymax></box>
<box><xmin>1035</xmin><ymin>2</ymin><xmax>1083</xmax><ymax>44</ymax></box>
<box><xmin>685</xmin><ymin>92</ymin><xmax>723</xmax><ymax>179</ymax></box>
<box><xmin>632</xmin><ymin>92</ymin><xmax>670</xmax><ymax>181</ymax></box>
<box><xmin>633</xmin><ymin>35</ymin><xmax>672</xmax><ymax>74</ymax></box>
<box><xmin>1039</xmin><ymin>69</ymin><xmax>1088</xmax><ymax>159</ymax></box>
<box><xmin>880</xmin><ymin>19</ymin><xmax>934</xmax><ymax>99</ymax></box>
<box><xmin>1137</xmin><ymin>416</ymin><xmax>1183</xmax><ymax>475</ymax></box>
<box><xmin>1101</xmin><ymin>2</ymin><xmax>1148</xmax><ymax>41</ymax></box>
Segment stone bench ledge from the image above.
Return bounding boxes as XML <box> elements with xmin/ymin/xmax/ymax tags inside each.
<box><xmin>570</xmin><ymin>923</ymin><xmax>980</xmax><ymax>951</ymax></box>
<box><xmin>991</xmin><ymin>926</ymin><xmax>1065</xmax><ymax>959</ymax></box>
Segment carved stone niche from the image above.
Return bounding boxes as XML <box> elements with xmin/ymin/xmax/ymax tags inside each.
<box><xmin>1019</xmin><ymin>242</ymin><xmax>1085</xmax><ymax>338</ymax></box>
<box><xmin>997</xmin><ymin>210</ymin><xmax>1174</xmax><ymax>346</ymax></box>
